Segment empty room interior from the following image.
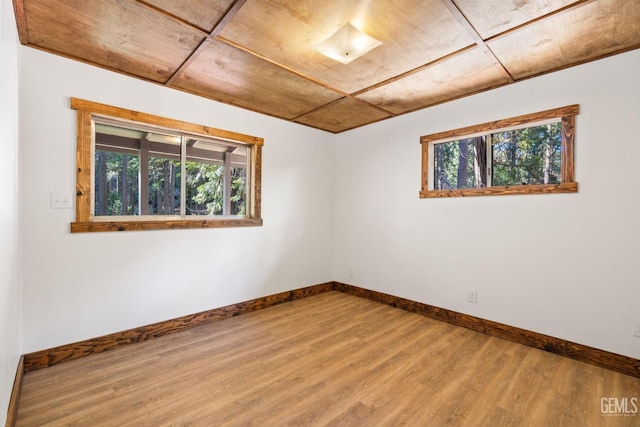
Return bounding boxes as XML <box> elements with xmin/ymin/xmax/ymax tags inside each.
<box><xmin>2</xmin><ymin>0</ymin><xmax>640</xmax><ymax>425</ymax></box>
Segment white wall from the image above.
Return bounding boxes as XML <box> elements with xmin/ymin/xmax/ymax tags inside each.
<box><xmin>19</xmin><ymin>48</ymin><xmax>335</xmax><ymax>353</ymax></box>
<box><xmin>0</xmin><ymin>0</ymin><xmax>22</xmax><ymax>423</ymax></box>
<box><xmin>334</xmin><ymin>49</ymin><xmax>640</xmax><ymax>359</ymax></box>
<box><xmin>15</xmin><ymin>23</ymin><xmax>640</xmax><ymax>367</ymax></box>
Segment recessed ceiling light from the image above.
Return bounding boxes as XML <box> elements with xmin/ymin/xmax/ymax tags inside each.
<box><xmin>315</xmin><ymin>23</ymin><xmax>382</xmax><ymax>64</ymax></box>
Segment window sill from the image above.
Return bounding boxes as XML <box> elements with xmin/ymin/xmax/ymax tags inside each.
<box><xmin>70</xmin><ymin>218</ymin><xmax>263</xmax><ymax>233</ymax></box>
<box><xmin>419</xmin><ymin>182</ymin><xmax>578</xmax><ymax>198</ymax></box>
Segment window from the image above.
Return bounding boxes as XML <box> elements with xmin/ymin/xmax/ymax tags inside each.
<box><xmin>71</xmin><ymin>98</ymin><xmax>263</xmax><ymax>232</ymax></box>
<box><xmin>420</xmin><ymin>105</ymin><xmax>578</xmax><ymax>198</ymax></box>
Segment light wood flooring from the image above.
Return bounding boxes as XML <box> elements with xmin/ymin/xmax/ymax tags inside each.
<box><xmin>15</xmin><ymin>291</ymin><xmax>640</xmax><ymax>426</ymax></box>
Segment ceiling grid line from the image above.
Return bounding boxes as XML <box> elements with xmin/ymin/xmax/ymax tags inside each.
<box><xmin>134</xmin><ymin>0</ymin><xmax>210</xmax><ymax>33</ymax></box>
<box><xmin>214</xmin><ymin>35</ymin><xmax>351</xmax><ymax>98</ymax></box>
<box><xmin>13</xmin><ymin>0</ymin><xmax>640</xmax><ymax>133</ymax></box>
<box><xmin>208</xmin><ymin>0</ymin><xmax>249</xmax><ymax>37</ymax></box>
<box><xmin>484</xmin><ymin>0</ymin><xmax>598</xmax><ymax>42</ymax></box>
<box><xmin>210</xmin><ymin>37</ymin><xmax>400</xmax><ymax>121</ymax></box>
<box><xmin>350</xmin><ymin>45</ymin><xmax>477</xmax><ymax>97</ymax></box>
<box><xmin>444</xmin><ymin>0</ymin><xmax>514</xmax><ymax>83</ymax></box>
<box><xmin>165</xmin><ymin>0</ymin><xmax>248</xmax><ymax>86</ymax></box>
<box><xmin>165</xmin><ymin>39</ymin><xmax>212</xmax><ymax>86</ymax></box>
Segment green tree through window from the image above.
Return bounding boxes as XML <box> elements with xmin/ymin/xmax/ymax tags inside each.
<box><xmin>421</xmin><ymin>105</ymin><xmax>578</xmax><ymax>198</ymax></box>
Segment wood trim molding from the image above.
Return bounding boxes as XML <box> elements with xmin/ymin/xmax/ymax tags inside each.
<box><xmin>439</xmin><ymin>0</ymin><xmax>514</xmax><ymax>83</ymax></box>
<box><xmin>19</xmin><ymin>280</ymin><xmax>640</xmax><ymax>379</ymax></box>
<box><xmin>253</xmin><ymin>145</ymin><xmax>262</xmax><ymax>219</ymax></box>
<box><xmin>561</xmin><ymin>113</ymin><xmax>576</xmax><ymax>182</ymax></box>
<box><xmin>165</xmin><ymin>0</ymin><xmax>249</xmax><ymax>85</ymax></box>
<box><xmin>75</xmin><ymin>110</ymin><xmax>92</xmax><ymax>223</ymax></box>
<box><xmin>70</xmin><ymin>218</ymin><xmax>263</xmax><ymax>233</ymax></box>
<box><xmin>70</xmin><ymin>98</ymin><xmax>263</xmax><ymax>146</ymax></box>
<box><xmin>333</xmin><ymin>282</ymin><xmax>640</xmax><ymax>378</ymax></box>
<box><xmin>420</xmin><ymin>104</ymin><xmax>579</xmax><ymax>198</ymax></box>
<box><xmin>420</xmin><ymin>104</ymin><xmax>579</xmax><ymax>144</ymax></box>
<box><xmin>420</xmin><ymin>182</ymin><xmax>578</xmax><ymax>198</ymax></box>
<box><xmin>6</xmin><ymin>356</ymin><xmax>24</xmax><ymax>427</ymax></box>
<box><xmin>12</xmin><ymin>0</ymin><xmax>29</xmax><ymax>45</ymax></box>
<box><xmin>23</xmin><ymin>282</ymin><xmax>333</xmax><ymax>372</ymax></box>
<box><xmin>70</xmin><ymin>97</ymin><xmax>263</xmax><ymax>233</ymax></box>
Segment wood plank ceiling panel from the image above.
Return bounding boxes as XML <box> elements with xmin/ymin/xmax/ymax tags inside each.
<box><xmin>170</xmin><ymin>40</ymin><xmax>344</xmax><ymax>120</ymax></box>
<box><xmin>21</xmin><ymin>0</ymin><xmax>206</xmax><ymax>83</ymax></box>
<box><xmin>218</xmin><ymin>0</ymin><xmax>475</xmax><ymax>94</ymax></box>
<box><xmin>357</xmin><ymin>47</ymin><xmax>511</xmax><ymax>115</ymax></box>
<box><xmin>294</xmin><ymin>98</ymin><xmax>392</xmax><ymax>133</ymax></box>
<box><xmin>453</xmin><ymin>0</ymin><xmax>578</xmax><ymax>39</ymax></box>
<box><xmin>488</xmin><ymin>0</ymin><xmax>640</xmax><ymax>80</ymax></box>
<box><xmin>142</xmin><ymin>0</ymin><xmax>235</xmax><ymax>32</ymax></box>
<box><xmin>12</xmin><ymin>0</ymin><xmax>640</xmax><ymax>133</ymax></box>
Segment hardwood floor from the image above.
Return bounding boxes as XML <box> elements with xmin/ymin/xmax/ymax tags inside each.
<box><xmin>15</xmin><ymin>291</ymin><xmax>640</xmax><ymax>426</ymax></box>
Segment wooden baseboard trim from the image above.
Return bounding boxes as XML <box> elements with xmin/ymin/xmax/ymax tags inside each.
<box><xmin>20</xmin><ymin>280</ymin><xmax>640</xmax><ymax>379</ymax></box>
<box><xmin>23</xmin><ymin>282</ymin><xmax>334</xmax><ymax>373</ymax></box>
<box><xmin>333</xmin><ymin>282</ymin><xmax>640</xmax><ymax>378</ymax></box>
<box><xmin>5</xmin><ymin>355</ymin><xmax>24</xmax><ymax>427</ymax></box>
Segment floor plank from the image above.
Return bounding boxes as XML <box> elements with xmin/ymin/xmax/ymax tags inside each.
<box><xmin>15</xmin><ymin>291</ymin><xmax>640</xmax><ymax>426</ymax></box>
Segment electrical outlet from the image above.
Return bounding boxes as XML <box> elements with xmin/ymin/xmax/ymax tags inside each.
<box><xmin>468</xmin><ymin>290</ymin><xmax>477</xmax><ymax>304</ymax></box>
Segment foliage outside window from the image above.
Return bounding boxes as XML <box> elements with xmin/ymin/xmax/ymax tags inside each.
<box><xmin>420</xmin><ymin>105</ymin><xmax>578</xmax><ymax>198</ymax></box>
<box><xmin>71</xmin><ymin>98</ymin><xmax>263</xmax><ymax>232</ymax></box>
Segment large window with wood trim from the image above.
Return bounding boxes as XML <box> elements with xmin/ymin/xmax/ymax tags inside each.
<box><xmin>420</xmin><ymin>105</ymin><xmax>578</xmax><ymax>198</ymax></box>
<box><xmin>71</xmin><ymin>98</ymin><xmax>263</xmax><ymax>232</ymax></box>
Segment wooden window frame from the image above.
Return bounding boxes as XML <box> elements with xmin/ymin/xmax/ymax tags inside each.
<box><xmin>71</xmin><ymin>98</ymin><xmax>263</xmax><ymax>232</ymax></box>
<box><xmin>420</xmin><ymin>105</ymin><xmax>579</xmax><ymax>198</ymax></box>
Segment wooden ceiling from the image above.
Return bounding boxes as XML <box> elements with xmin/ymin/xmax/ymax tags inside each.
<box><xmin>13</xmin><ymin>0</ymin><xmax>640</xmax><ymax>133</ymax></box>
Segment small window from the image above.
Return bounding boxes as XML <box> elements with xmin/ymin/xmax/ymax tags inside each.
<box><xmin>421</xmin><ymin>105</ymin><xmax>578</xmax><ymax>198</ymax></box>
<box><xmin>71</xmin><ymin>98</ymin><xmax>263</xmax><ymax>232</ymax></box>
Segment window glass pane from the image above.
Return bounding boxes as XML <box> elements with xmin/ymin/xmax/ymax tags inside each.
<box><xmin>95</xmin><ymin>122</ymin><xmax>183</xmax><ymax>217</ymax></box>
<box><xmin>491</xmin><ymin>123</ymin><xmax>561</xmax><ymax>186</ymax></box>
<box><xmin>148</xmin><ymin>157</ymin><xmax>181</xmax><ymax>215</ymax></box>
<box><xmin>433</xmin><ymin>137</ymin><xmax>487</xmax><ymax>190</ymax></box>
<box><xmin>74</xmin><ymin>99</ymin><xmax>262</xmax><ymax>232</ymax></box>
<box><xmin>94</xmin><ymin>123</ymin><xmax>142</xmax><ymax>216</ymax></box>
<box><xmin>94</xmin><ymin>150</ymin><xmax>139</xmax><ymax>216</ymax></box>
<box><xmin>230</xmin><ymin>165</ymin><xmax>247</xmax><ymax>215</ymax></box>
<box><xmin>93</xmin><ymin>121</ymin><xmax>250</xmax><ymax>218</ymax></box>
<box><xmin>146</xmin><ymin>137</ymin><xmax>182</xmax><ymax>216</ymax></box>
<box><xmin>420</xmin><ymin>105</ymin><xmax>577</xmax><ymax>199</ymax></box>
<box><xmin>185</xmin><ymin>162</ymin><xmax>223</xmax><ymax>215</ymax></box>
<box><xmin>184</xmin><ymin>139</ymin><xmax>247</xmax><ymax>216</ymax></box>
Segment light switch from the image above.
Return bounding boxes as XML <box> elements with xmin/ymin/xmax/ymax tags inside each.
<box><xmin>50</xmin><ymin>192</ymin><xmax>73</xmax><ymax>209</ymax></box>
